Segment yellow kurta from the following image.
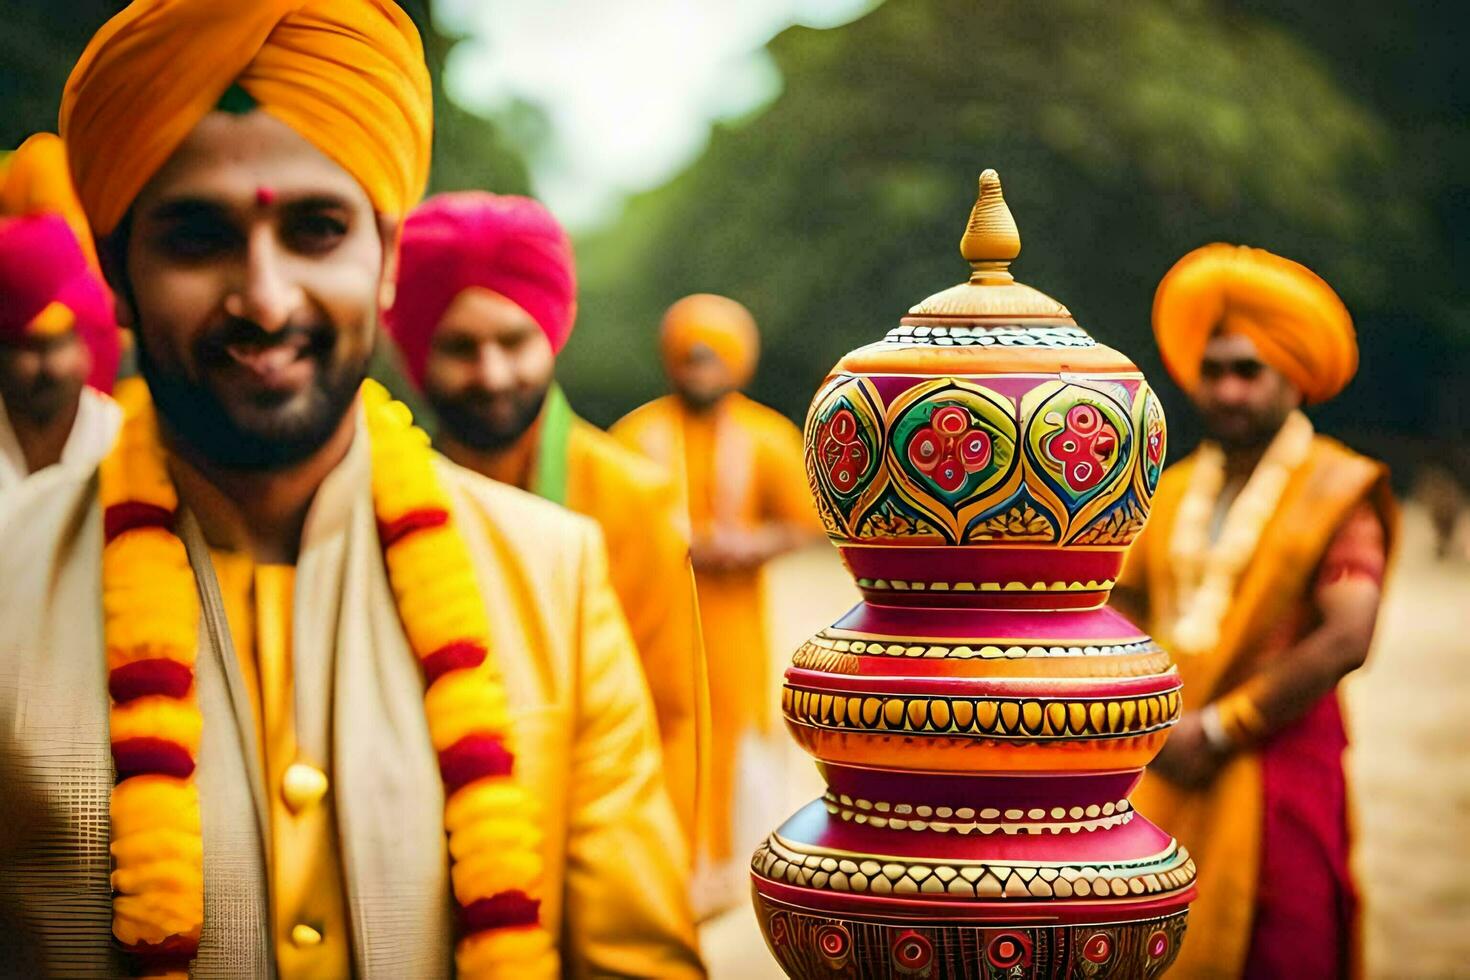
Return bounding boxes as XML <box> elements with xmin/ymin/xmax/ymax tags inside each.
<box><xmin>612</xmin><ymin>393</ymin><xmax>817</xmax><ymax>864</ymax></box>
<box><xmin>1120</xmin><ymin>436</ymin><xmax>1393</xmax><ymax>978</ymax></box>
<box><xmin>172</xmin><ymin>447</ymin><xmax>354</xmax><ymax>978</ymax></box>
<box><xmin>211</xmin><ymin>560</ymin><xmax>350</xmax><ymax>978</ymax></box>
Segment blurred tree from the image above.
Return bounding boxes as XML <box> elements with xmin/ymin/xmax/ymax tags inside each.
<box><xmin>396</xmin><ymin>0</ymin><xmax>533</xmax><ymax>198</ymax></box>
<box><xmin>0</xmin><ymin>2</ymin><xmax>121</xmax><ymax>146</ymax></box>
<box><xmin>564</xmin><ymin>0</ymin><xmax>1461</xmax><ymax>474</ymax></box>
<box><xmin>1232</xmin><ymin>0</ymin><xmax>1469</xmax><ymax>468</ymax></box>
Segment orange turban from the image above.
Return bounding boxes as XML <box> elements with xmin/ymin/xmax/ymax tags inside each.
<box><xmin>660</xmin><ymin>293</ymin><xmax>760</xmax><ymax>387</ymax></box>
<box><xmin>59</xmin><ymin>0</ymin><xmax>432</xmax><ymax>237</ymax></box>
<box><xmin>1153</xmin><ymin>244</ymin><xmax>1357</xmax><ymax>405</ymax></box>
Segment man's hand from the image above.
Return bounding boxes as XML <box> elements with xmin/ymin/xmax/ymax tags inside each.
<box><xmin>691</xmin><ymin>525</ymin><xmax>801</xmax><ymax>574</ymax></box>
<box><xmin>1150</xmin><ymin>711</ymin><xmax>1227</xmax><ymax>791</ymax></box>
<box><xmin>690</xmin><ymin>527</ymin><xmax>752</xmax><ymax>573</ymax></box>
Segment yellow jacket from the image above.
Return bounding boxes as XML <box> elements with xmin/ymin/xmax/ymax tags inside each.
<box><xmin>561</xmin><ymin>414</ymin><xmax>708</xmax><ymax>847</ymax></box>
<box><xmin>524</xmin><ymin>385</ymin><xmax>707</xmax><ymax>848</ymax></box>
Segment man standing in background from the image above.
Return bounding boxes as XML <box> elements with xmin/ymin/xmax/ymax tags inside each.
<box><xmin>0</xmin><ymin>134</ymin><xmax>120</xmax><ymax>491</ymax></box>
<box><xmin>385</xmin><ymin>191</ymin><xmax>708</xmax><ymax>854</ymax></box>
<box><xmin>1116</xmin><ymin>243</ymin><xmax>1395</xmax><ymax>979</ymax></box>
<box><xmin>614</xmin><ymin>293</ymin><xmax>821</xmax><ymax>909</ymax></box>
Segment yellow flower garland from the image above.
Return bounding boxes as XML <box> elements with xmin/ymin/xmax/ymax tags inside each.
<box><xmin>1166</xmin><ymin>410</ymin><xmax>1314</xmax><ymax>654</ymax></box>
<box><xmin>99</xmin><ymin>392</ymin><xmax>203</xmax><ymax>980</ymax></box>
<box><xmin>98</xmin><ymin>380</ymin><xmax>553</xmax><ymax>976</ymax></box>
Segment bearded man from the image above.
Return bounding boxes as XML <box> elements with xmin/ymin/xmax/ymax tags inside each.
<box><xmin>612</xmin><ymin>294</ymin><xmax>820</xmax><ymax>905</ymax></box>
<box><xmin>385</xmin><ymin>191</ymin><xmax>708</xmax><ymax>853</ymax></box>
<box><xmin>0</xmin><ymin>134</ymin><xmax>121</xmax><ymax>491</ymax></box>
<box><xmin>0</xmin><ymin>2</ymin><xmax>701</xmax><ymax>977</ymax></box>
<box><xmin>1116</xmin><ymin>243</ymin><xmax>1395</xmax><ymax>979</ymax></box>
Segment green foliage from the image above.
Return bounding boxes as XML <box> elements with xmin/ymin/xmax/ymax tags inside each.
<box><xmin>400</xmin><ymin>0</ymin><xmax>533</xmax><ymax>197</ymax></box>
<box><xmin>563</xmin><ymin>0</ymin><xmax>1456</xmax><ymax>453</ymax></box>
<box><xmin>2</xmin><ymin>0</ymin><xmax>1459</xmax><ymax>461</ymax></box>
<box><xmin>0</xmin><ymin>1</ymin><xmax>122</xmax><ymax>146</ymax></box>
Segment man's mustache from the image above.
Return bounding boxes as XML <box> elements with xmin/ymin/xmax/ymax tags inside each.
<box><xmin>450</xmin><ymin>386</ymin><xmax>517</xmax><ymax>408</ymax></box>
<box><xmin>27</xmin><ymin>373</ymin><xmax>65</xmax><ymax>392</ymax></box>
<box><xmin>1206</xmin><ymin>406</ymin><xmax>1255</xmax><ymax>422</ymax></box>
<box><xmin>195</xmin><ymin>319</ymin><xmax>334</xmax><ymax>366</ymax></box>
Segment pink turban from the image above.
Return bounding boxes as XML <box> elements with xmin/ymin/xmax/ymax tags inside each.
<box><xmin>387</xmin><ymin>192</ymin><xmax>577</xmax><ymax>386</ymax></box>
<box><xmin>0</xmin><ymin>214</ymin><xmax>120</xmax><ymax>393</ymax></box>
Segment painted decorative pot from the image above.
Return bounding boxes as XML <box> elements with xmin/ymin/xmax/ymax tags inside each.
<box><xmin>751</xmin><ymin>170</ymin><xmax>1194</xmax><ymax>978</ymax></box>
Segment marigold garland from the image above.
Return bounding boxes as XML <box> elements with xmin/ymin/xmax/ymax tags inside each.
<box><xmin>98</xmin><ymin>392</ymin><xmax>203</xmax><ymax>977</ymax></box>
<box><xmin>1167</xmin><ymin>410</ymin><xmax>1314</xmax><ymax>654</ymax></box>
<box><xmin>363</xmin><ymin>381</ymin><xmax>554</xmax><ymax>976</ymax></box>
<box><xmin>97</xmin><ymin>380</ymin><xmax>553</xmax><ymax>976</ymax></box>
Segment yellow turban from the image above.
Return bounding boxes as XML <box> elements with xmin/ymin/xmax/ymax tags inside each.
<box><xmin>1152</xmin><ymin>243</ymin><xmax>1357</xmax><ymax>405</ymax></box>
<box><xmin>0</xmin><ymin>133</ymin><xmax>99</xmax><ymax>271</ymax></box>
<box><xmin>660</xmin><ymin>293</ymin><xmax>760</xmax><ymax>387</ymax></box>
<box><xmin>59</xmin><ymin>0</ymin><xmax>432</xmax><ymax>237</ymax></box>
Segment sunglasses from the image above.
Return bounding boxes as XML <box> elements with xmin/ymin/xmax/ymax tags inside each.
<box><xmin>1198</xmin><ymin>358</ymin><xmax>1265</xmax><ymax>382</ymax></box>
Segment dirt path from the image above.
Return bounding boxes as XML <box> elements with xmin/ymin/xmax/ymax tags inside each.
<box><xmin>700</xmin><ymin>506</ymin><xmax>1470</xmax><ymax>978</ymax></box>
<box><xmin>1346</xmin><ymin>506</ymin><xmax>1470</xmax><ymax>978</ymax></box>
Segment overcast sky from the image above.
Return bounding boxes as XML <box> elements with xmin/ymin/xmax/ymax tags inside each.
<box><xmin>435</xmin><ymin>0</ymin><xmax>879</xmax><ymax>230</ymax></box>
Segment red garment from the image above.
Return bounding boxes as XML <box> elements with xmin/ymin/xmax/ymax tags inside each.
<box><xmin>387</xmin><ymin>192</ymin><xmax>576</xmax><ymax>385</ymax></box>
<box><xmin>1245</xmin><ymin>503</ymin><xmax>1386</xmax><ymax>979</ymax></box>
<box><xmin>0</xmin><ymin>213</ymin><xmax>118</xmax><ymax>392</ymax></box>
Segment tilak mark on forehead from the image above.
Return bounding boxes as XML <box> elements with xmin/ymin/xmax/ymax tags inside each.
<box><xmin>215</xmin><ymin>86</ymin><xmax>276</xmax><ymax>207</ymax></box>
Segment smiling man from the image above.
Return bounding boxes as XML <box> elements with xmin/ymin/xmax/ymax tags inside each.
<box><xmin>1114</xmin><ymin>243</ymin><xmax>1395</xmax><ymax>979</ymax></box>
<box><xmin>0</xmin><ymin>2</ymin><xmax>700</xmax><ymax>978</ymax></box>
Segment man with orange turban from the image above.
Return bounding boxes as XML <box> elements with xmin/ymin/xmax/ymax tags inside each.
<box><xmin>0</xmin><ymin>135</ymin><xmax>121</xmax><ymax>492</ymax></box>
<box><xmin>1115</xmin><ymin>244</ymin><xmax>1395</xmax><ymax>978</ymax></box>
<box><xmin>0</xmin><ymin>2</ymin><xmax>701</xmax><ymax>978</ymax></box>
<box><xmin>386</xmin><ymin>191</ymin><xmax>708</xmax><ymax>855</ymax></box>
<box><xmin>613</xmin><ymin>294</ymin><xmax>821</xmax><ymax>911</ymax></box>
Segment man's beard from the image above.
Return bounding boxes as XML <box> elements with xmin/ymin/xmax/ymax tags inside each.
<box><xmin>1203</xmin><ymin>404</ymin><xmax>1293</xmax><ymax>452</ymax></box>
<box><xmin>1</xmin><ymin>373</ymin><xmax>80</xmax><ymax>427</ymax></box>
<box><xmin>429</xmin><ymin>385</ymin><xmax>548</xmax><ymax>453</ymax></box>
<box><xmin>676</xmin><ymin>384</ymin><xmax>733</xmax><ymax>413</ymax></box>
<box><xmin>135</xmin><ymin>321</ymin><xmax>369</xmax><ymax>472</ymax></box>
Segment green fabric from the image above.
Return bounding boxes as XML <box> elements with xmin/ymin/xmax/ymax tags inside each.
<box><xmin>216</xmin><ymin>83</ymin><xmax>258</xmax><ymax>115</ymax></box>
<box><xmin>530</xmin><ymin>383</ymin><xmax>574</xmax><ymax>506</ymax></box>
